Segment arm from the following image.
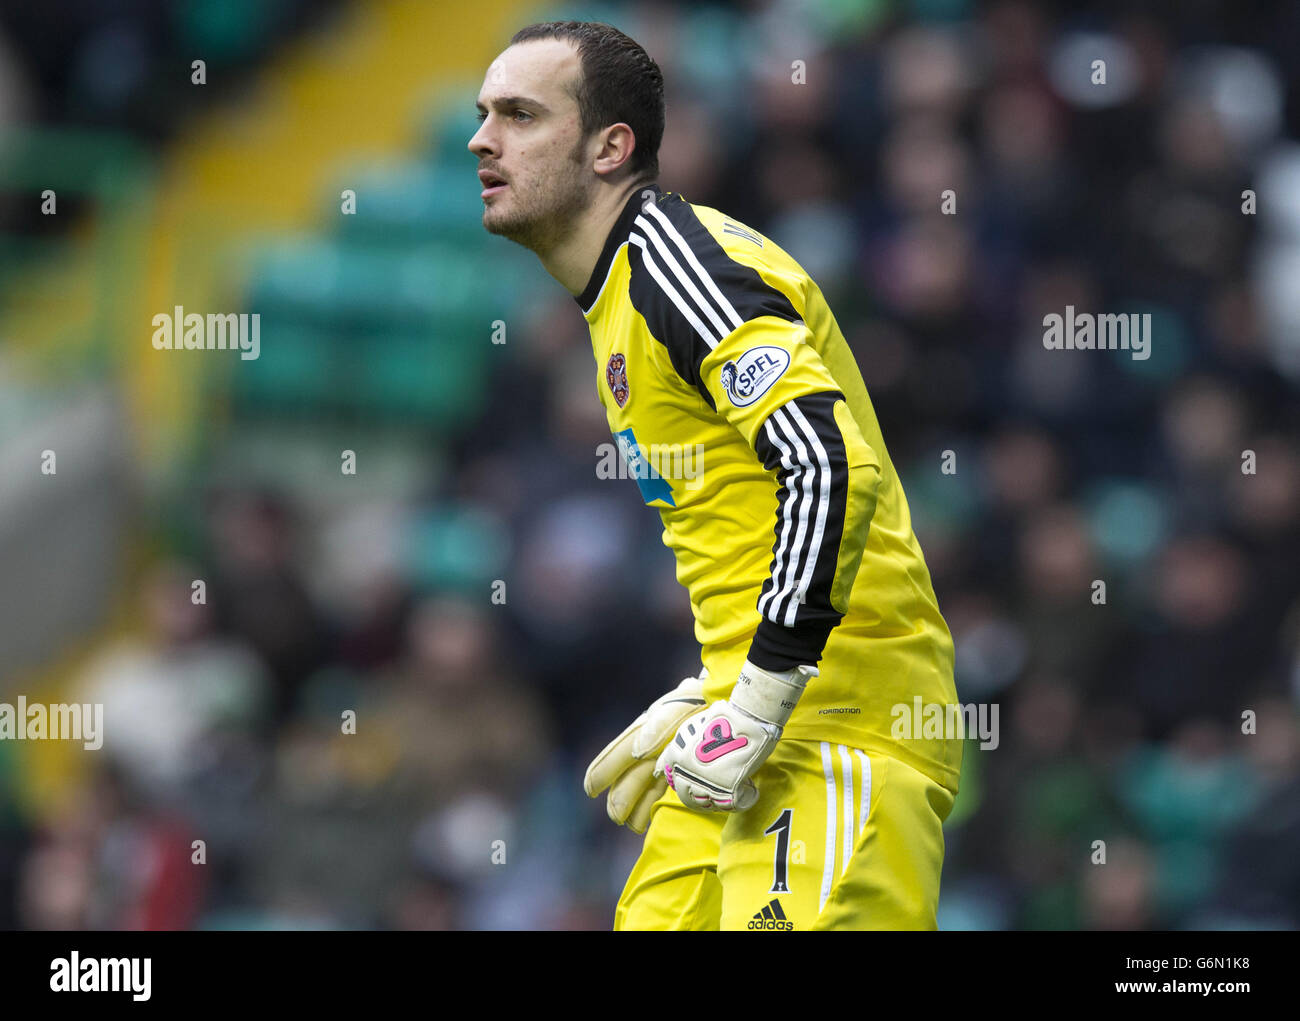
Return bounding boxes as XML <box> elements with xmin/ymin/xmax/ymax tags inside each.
<box><xmin>747</xmin><ymin>386</ymin><xmax>881</xmax><ymax>672</ymax></box>
<box><xmin>656</xmin><ymin>337</ymin><xmax>882</xmax><ymax>811</ymax></box>
<box><xmin>656</xmin><ymin>320</ymin><xmax>881</xmax><ymax>811</ymax></box>
<box><xmin>624</xmin><ymin>202</ymin><xmax>881</xmax><ymax>809</ymax></box>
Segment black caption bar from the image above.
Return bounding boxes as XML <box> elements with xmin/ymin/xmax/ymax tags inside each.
<box><xmin>0</xmin><ymin>930</ymin><xmax>1283</xmax><ymax>1008</ymax></box>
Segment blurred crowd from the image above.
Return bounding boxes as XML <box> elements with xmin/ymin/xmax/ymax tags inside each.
<box><xmin>3</xmin><ymin>0</ymin><xmax>1300</xmax><ymax>930</ymax></box>
<box><xmin>0</xmin><ymin>0</ymin><xmax>345</xmax><ymax>139</ymax></box>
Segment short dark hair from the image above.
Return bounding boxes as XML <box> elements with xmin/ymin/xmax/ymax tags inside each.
<box><xmin>510</xmin><ymin>20</ymin><xmax>664</xmax><ymax>182</ymax></box>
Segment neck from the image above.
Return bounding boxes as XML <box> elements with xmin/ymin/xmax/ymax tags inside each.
<box><xmin>537</xmin><ymin>178</ymin><xmax>646</xmax><ymax>296</ymax></box>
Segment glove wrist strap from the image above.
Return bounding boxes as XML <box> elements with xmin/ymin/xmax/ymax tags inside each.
<box><xmin>730</xmin><ymin>659</ymin><xmax>818</xmax><ymax>730</ymax></box>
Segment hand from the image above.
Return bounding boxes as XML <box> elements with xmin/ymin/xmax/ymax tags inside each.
<box><xmin>654</xmin><ymin>661</ymin><xmax>816</xmax><ymax>812</ymax></box>
<box><xmin>584</xmin><ymin>672</ymin><xmax>708</xmax><ymax>832</ymax></box>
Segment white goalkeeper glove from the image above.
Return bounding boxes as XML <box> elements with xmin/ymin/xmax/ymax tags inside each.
<box><xmin>583</xmin><ymin>671</ymin><xmax>708</xmax><ymax>833</ymax></box>
<box><xmin>654</xmin><ymin>660</ymin><xmax>817</xmax><ymax>812</ymax></box>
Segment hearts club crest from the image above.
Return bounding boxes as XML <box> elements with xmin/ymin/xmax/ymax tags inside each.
<box><xmin>606</xmin><ymin>352</ymin><xmax>630</xmax><ymax>408</ymax></box>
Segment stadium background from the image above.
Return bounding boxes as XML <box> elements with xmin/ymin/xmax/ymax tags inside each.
<box><xmin>0</xmin><ymin>0</ymin><xmax>1297</xmax><ymax>930</ymax></box>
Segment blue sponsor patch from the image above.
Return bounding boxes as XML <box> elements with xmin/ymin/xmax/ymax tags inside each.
<box><xmin>615</xmin><ymin>428</ymin><xmax>675</xmax><ymax>507</ymax></box>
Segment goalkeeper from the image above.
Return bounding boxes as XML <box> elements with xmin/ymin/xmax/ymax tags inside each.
<box><xmin>471</xmin><ymin>21</ymin><xmax>963</xmax><ymax>930</ymax></box>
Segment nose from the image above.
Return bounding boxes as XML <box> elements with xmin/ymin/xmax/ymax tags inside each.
<box><xmin>468</xmin><ymin>118</ymin><xmax>496</xmax><ymax>159</ymax></box>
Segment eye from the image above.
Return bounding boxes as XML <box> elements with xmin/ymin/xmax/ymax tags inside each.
<box><xmin>513</xmin><ymin>110</ymin><xmax>532</xmax><ymax>122</ymax></box>
<box><xmin>475</xmin><ymin>111</ymin><xmax>487</xmax><ymax>123</ymax></box>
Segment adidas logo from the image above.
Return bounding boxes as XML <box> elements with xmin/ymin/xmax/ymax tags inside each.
<box><xmin>748</xmin><ymin>899</ymin><xmax>794</xmax><ymax>931</ymax></box>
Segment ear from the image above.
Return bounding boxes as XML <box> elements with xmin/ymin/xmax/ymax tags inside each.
<box><xmin>593</xmin><ymin>122</ymin><xmax>638</xmax><ymax>178</ymax></box>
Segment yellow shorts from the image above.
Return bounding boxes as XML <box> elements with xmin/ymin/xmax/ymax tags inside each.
<box><xmin>613</xmin><ymin>740</ymin><xmax>955</xmax><ymax>930</ymax></box>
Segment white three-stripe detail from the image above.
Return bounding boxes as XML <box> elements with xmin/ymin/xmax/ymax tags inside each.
<box><xmin>643</xmin><ymin>202</ymin><xmax>743</xmax><ymax>330</ymax></box>
<box><xmin>627</xmin><ymin>234</ymin><xmax>718</xmax><ymax>349</ymax></box>
<box><xmin>839</xmin><ymin>744</ymin><xmax>854</xmax><ymax>877</ymax></box>
<box><xmin>769</xmin><ymin>410</ymin><xmax>815</xmax><ymax>623</ymax></box>
<box><xmin>757</xmin><ymin>406</ymin><xmax>829</xmax><ymax>626</ymax></box>
<box><xmin>819</xmin><ymin>741</ymin><xmax>837</xmax><ymax>913</ymax></box>
<box><xmin>630</xmin><ymin>203</ymin><xmax>748</xmax><ymax>350</ymax></box>
<box><xmin>856</xmin><ymin>750</ymin><xmax>872</xmax><ymax>836</ymax></box>
<box><xmin>784</xmin><ymin>402</ymin><xmax>832</xmax><ymax>627</ymax></box>
<box><xmin>818</xmin><ymin>747</ymin><xmax>874</xmax><ymax>916</ymax></box>
<box><xmin>757</xmin><ymin>415</ymin><xmax>799</xmax><ymax>621</ymax></box>
<box><xmin>633</xmin><ymin>215</ymin><xmax>731</xmax><ymax>342</ymax></box>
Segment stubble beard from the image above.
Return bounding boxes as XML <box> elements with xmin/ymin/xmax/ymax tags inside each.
<box><xmin>482</xmin><ymin>140</ymin><xmax>591</xmax><ymax>255</ymax></box>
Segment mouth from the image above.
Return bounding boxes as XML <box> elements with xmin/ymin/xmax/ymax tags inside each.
<box><xmin>478</xmin><ymin>169</ymin><xmax>508</xmax><ymax>199</ymax></box>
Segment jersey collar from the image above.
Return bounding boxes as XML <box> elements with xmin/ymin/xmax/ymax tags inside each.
<box><xmin>576</xmin><ymin>182</ymin><xmax>662</xmax><ymax>314</ymax></box>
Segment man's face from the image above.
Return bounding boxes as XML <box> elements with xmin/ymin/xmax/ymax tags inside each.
<box><xmin>469</xmin><ymin>39</ymin><xmax>593</xmax><ymax>251</ymax></box>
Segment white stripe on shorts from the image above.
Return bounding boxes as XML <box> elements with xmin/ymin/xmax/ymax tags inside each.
<box><xmin>856</xmin><ymin>750</ymin><xmax>872</xmax><ymax>835</ymax></box>
<box><xmin>839</xmin><ymin>744</ymin><xmax>854</xmax><ymax>876</ymax></box>
<box><xmin>820</xmin><ymin>741</ymin><xmax>836</xmax><ymax>913</ymax></box>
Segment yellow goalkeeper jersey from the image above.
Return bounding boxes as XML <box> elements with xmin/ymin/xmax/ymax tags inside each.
<box><xmin>577</xmin><ymin>184</ymin><xmax>962</xmax><ymax>795</ymax></box>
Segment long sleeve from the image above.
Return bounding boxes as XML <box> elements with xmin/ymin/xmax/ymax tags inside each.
<box><xmin>746</xmin><ymin>387</ymin><xmax>880</xmax><ymax>670</ymax></box>
<box><xmin>620</xmin><ymin>195</ymin><xmax>882</xmax><ymax>669</ymax></box>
